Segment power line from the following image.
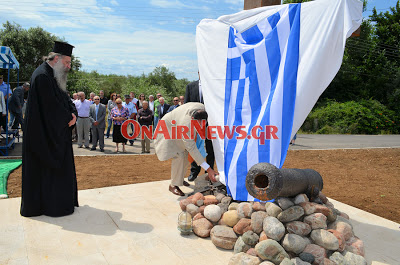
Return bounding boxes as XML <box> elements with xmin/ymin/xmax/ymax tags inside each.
<box><xmin>346</xmin><ymin>43</ymin><xmax>400</xmax><ymax>57</ymax></box>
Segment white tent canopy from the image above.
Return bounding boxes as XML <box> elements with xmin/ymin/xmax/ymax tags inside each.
<box><xmin>0</xmin><ymin>46</ymin><xmax>20</xmax><ymax>70</ymax></box>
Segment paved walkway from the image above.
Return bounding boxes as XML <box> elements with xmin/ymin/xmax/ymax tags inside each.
<box><xmin>1</xmin><ymin>178</ymin><xmax>399</xmax><ymax>265</ymax></box>
<box><xmin>289</xmin><ymin>134</ymin><xmax>400</xmax><ymax>150</ymax></box>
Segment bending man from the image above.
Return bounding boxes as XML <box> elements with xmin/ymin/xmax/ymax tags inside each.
<box><xmin>155</xmin><ymin>102</ymin><xmax>218</xmax><ymax>196</ymax></box>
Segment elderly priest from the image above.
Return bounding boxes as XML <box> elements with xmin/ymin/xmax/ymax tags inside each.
<box><xmin>20</xmin><ymin>41</ymin><xmax>79</xmax><ymax>217</ymax></box>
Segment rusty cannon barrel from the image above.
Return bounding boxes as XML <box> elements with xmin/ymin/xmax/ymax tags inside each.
<box><xmin>245</xmin><ymin>163</ymin><xmax>323</xmax><ymax>201</ymax></box>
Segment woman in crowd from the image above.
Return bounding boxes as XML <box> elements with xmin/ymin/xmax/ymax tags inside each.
<box><xmin>137</xmin><ymin>100</ymin><xmax>153</xmax><ymax>153</ymax></box>
<box><xmin>106</xmin><ymin>93</ymin><xmax>117</xmax><ymax>138</ymax></box>
<box><xmin>111</xmin><ymin>98</ymin><xmax>129</xmax><ymax>152</ymax></box>
<box><xmin>138</xmin><ymin>93</ymin><xmax>145</xmax><ymax>109</ymax></box>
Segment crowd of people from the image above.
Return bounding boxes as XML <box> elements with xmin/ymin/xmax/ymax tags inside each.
<box><xmin>70</xmin><ymin>90</ymin><xmax>186</xmax><ymax>154</ymax></box>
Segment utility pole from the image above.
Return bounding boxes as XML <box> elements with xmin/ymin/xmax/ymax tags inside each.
<box><xmin>243</xmin><ymin>0</ymin><xmax>360</xmax><ymax>36</ymax></box>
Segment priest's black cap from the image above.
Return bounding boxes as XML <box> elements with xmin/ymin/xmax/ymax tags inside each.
<box><xmin>53</xmin><ymin>41</ymin><xmax>74</xmax><ymax>57</ymax></box>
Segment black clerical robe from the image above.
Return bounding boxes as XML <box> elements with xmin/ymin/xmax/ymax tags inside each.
<box><xmin>20</xmin><ymin>62</ymin><xmax>79</xmax><ymax>217</ymax></box>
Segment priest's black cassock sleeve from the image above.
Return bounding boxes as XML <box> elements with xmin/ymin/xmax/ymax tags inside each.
<box><xmin>20</xmin><ymin>62</ymin><xmax>79</xmax><ymax>217</ymax></box>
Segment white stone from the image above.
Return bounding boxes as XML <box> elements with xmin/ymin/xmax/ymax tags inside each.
<box><xmin>204</xmin><ymin>204</ymin><xmax>222</xmax><ymax>222</ymax></box>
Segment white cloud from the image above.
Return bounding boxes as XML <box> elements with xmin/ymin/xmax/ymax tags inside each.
<box><xmin>223</xmin><ymin>0</ymin><xmax>243</xmax><ymax>5</ymax></box>
<box><xmin>65</xmin><ymin>28</ymin><xmax>198</xmax><ymax>79</ymax></box>
<box><xmin>110</xmin><ymin>0</ymin><xmax>119</xmax><ymax>6</ymax></box>
<box><xmin>1</xmin><ymin>0</ymin><xmax>200</xmax><ymax>80</ymax></box>
<box><xmin>150</xmin><ymin>0</ymin><xmax>188</xmax><ymax>8</ymax></box>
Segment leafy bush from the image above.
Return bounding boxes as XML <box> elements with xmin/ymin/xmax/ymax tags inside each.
<box><xmin>301</xmin><ymin>99</ymin><xmax>399</xmax><ymax>134</ymax></box>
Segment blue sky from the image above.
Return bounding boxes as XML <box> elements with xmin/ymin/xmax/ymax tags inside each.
<box><xmin>1</xmin><ymin>0</ymin><xmax>398</xmax><ymax>81</ymax></box>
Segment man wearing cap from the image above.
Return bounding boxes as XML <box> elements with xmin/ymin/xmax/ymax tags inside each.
<box><xmin>0</xmin><ymin>75</ymin><xmax>12</xmax><ymax>101</ymax></box>
<box><xmin>21</xmin><ymin>41</ymin><xmax>79</xmax><ymax>217</ymax></box>
<box><xmin>8</xmin><ymin>82</ymin><xmax>30</xmax><ymax>130</ymax></box>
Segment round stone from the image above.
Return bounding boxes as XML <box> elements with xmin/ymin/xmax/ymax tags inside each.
<box><xmin>191</xmin><ymin>192</ymin><xmax>205</xmax><ymax>204</ymax></box>
<box><xmin>304</xmin><ymin>213</ymin><xmax>328</xmax><ymax>230</ymax></box>
<box><xmin>233</xmin><ymin>218</ymin><xmax>252</xmax><ymax>235</ymax></box>
<box><xmin>234</xmin><ymin>236</ymin><xmax>251</xmax><ymax>254</ymax></box>
<box><xmin>242</xmin><ymin>230</ymin><xmax>260</xmax><ymax>247</ymax></box>
<box><xmin>210</xmin><ymin>225</ymin><xmax>238</xmax><ymax>250</ymax></box>
<box><xmin>262</xmin><ymin>216</ymin><xmax>285</xmax><ymax>241</ymax></box>
<box><xmin>252</xmin><ymin>202</ymin><xmax>266</xmax><ymax>211</ymax></box>
<box><xmin>255</xmin><ymin>239</ymin><xmax>289</xmax><ymax>264</ymax></box>
<box><xmin>329</xmin><ymin>252</ymin><xmax>344</xmax><ymax>264</ymax></box>
<box><xmin>186</xmin><ymin>204</ymin><xmax>200</xmax><ymax>218</ymax></box>
<box><xmin>221</xmin><ymin>196</ymin><xmax>233</xmax><ymax>205</ymax></box>
<box><xmin>237</xmin><ymin>202</ymin><xmax>253</xmax><ymax>219</ymax></box>
<box><xmin>193</xmin><ymin>218</ymin><xmax>213</xmax><ymax>238</ymax></box>
<box><xmin>229</xmin><ymin>253</ymin><xmax>262</xmax><ymax>265</ymax></box>
<box><xmin>277</xmin><ymin>206</ymin><xmax>305</xmax><ymax>223</ymax></box>
<box><xmin>343</xmin><ymin>251</ymin><xmax>367</xmax><ymax>265</ymax></box>
<box><xmin>294</xmin><ymin>194</ymin><xmax>309</xmax><ymax>204</ymax></box>
<box><xmin>299</xmin><ymin>252</ymin><xmax>315</xmax><ymax>264</ymax></box>
<box><xmin>276</xmin><ymin>197</ymin><xmax>294</xmax><ymax>210</ymax></box>
<box><xmin>222</xmin><ymin>210</ymin><xmax>240</xmax><ymax>227</ymax></box>
<box><xmin>215</xmin><ymin>193</ymin><xmax>225</xmax><ymax>202</ymax></box>
<box><xmin>251</xmin><ymin>211</ymin><xmax>268</xmax><ymax>234</ymax></box>
<box><xmin>302</xmin><ymin>244</ymin><xmax>327</xmax><ymax>265</ymax></box>
<box><xmin>204</xmin><ymin>204</ymin><xmax>222</xmax><ymax>222</ymax></box>
<box><xmin>328</xmin><ymin>220</ymin><xmax>354</xmax><ymax>241</ymax></box>
<box><xmin>266</xmin><ymin>203</ymin><xmax>282</xmax><ymax>218</ymax></box>
<box><xmin>310</xmin><ymin>229</ymin><xmax>339</xmax><ymax>251</ymax></box>
<box><xmin>228</xmin><ymin>202</ymin><xmax>239</xmax><ymax>211</ymax></box>
<box><xmin>281</xmin><ymin>233</ymin><xmax>307</xmax><ymax>254</ymax></box>
<box><xmin>286</xmin><ymin>221</ymin><xmax>311</xmax><ymax>236</ymax></box>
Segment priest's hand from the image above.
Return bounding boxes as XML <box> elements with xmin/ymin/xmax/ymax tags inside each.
<box><xmin>206</xmin><ymin>168</ymin><xmax>219</xmax><ymax>183</ymax></box>
<box><xmin>68</xmin><ymin>113</ymin><xmax>76</xmax><ymax>127</ymax></box>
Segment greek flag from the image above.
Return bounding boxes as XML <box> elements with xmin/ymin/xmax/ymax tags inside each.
<box><xmin>196</xmin><ymin>0</ymin><xmax>363</xmax><ymax>201</ymax></box>
<box><xmin>224</xmin><ymin>4</ymin><xmax>300</xmax><ymax>201</ymax></box>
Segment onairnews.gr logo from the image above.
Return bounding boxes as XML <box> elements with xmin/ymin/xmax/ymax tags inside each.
<box><xmin>121</xmin><ymin>120</ymin><xmax>279</xmax><ymax>144</ymax></box>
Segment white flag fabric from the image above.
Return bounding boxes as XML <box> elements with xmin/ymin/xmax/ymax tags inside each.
<box><xmin>196</xmin><ymin>0</ymin><xmax>362</xmax><ymax>201</ymax></box>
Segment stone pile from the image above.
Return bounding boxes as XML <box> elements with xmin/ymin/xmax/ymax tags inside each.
<box><xmin>179</xmin><ymin>192</ymin><xmax>367</xmax><ymax>265</ymax></box>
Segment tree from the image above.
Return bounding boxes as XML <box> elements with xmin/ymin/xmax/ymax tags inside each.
<box><xmin>370</xmin><ymin>1</ymin><xmax>400</xmax><ymax>68</ymax></box>
<box><xmin>147</xmin><ymin>66</ymin><xmax>177</xmax><ymax>95</ymax></box>
<box><xmin>0</xmin><ymin>21</ymin><xmax>81</xmax><ymax>87</ymax></box>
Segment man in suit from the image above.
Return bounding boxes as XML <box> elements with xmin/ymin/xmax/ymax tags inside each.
<box><xmin>155</xmin><ymin>102</ymin><xmax>219</xmax><ymax>196</ymax></box>
<box><xmin>184</xmin><ymin>73</ymin><xmax>215</xmax><ymax>182</ymax></box>
<box><xmin>89</xmin><ymin>96</ymin><xmax>106</xmax><ymax>152</ymax></box>
<box><xmin>156</xmin><ymin>97</ymin><xmax>170</xmax><ymax>120</ymax></box>
<box><xmin>8</xmin><ymin>82</ymin><xmax>30</xmax><ymax>130</ymax></box>
<box><xmin>167</xmin><ymin>97</ymin><xmax>180</xmax><ymax>113</ymax></box>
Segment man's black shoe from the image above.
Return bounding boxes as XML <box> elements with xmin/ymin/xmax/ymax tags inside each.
<box><xmin>188</xmin><ymin>174</ymin><xmax>198</xmax><ymax>182</ymax></box>
<box><xmin>100</xmin><ymin>148</ymin><xmax>104</xmax><ymax>152</ymax></box>
<box><xmin>90</xmin><ymin>147</ymin><xmax>96</xmax><ymax>151</ymax></box>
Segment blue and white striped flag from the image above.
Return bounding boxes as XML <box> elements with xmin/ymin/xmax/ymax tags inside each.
<box><xmin>224</xmin><ymin>4</ymin><xmax>300</xmax><ymax>201</ymax></box>
<box><xmin>196</xmin><ymin>0</ymin><xmax>363</xmax><ymax>201</ymax></box>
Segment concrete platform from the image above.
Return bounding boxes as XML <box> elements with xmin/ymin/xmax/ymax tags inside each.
<box><xmin>1</xmin><ymin>180</ymin><xmax>399</xmax><ymax>265</ymax></box>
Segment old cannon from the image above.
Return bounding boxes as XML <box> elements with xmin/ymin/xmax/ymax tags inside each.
<box><xmin>245</xmin><ymin>163</ymin><xmax>323</xmax><ymax>201</ymax></box>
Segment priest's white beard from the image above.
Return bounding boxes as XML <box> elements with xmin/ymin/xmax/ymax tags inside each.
<box><xmin>53</xmin><ymin>59</ymin><xmax>68</xmax><ymax>91</ymax></box>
